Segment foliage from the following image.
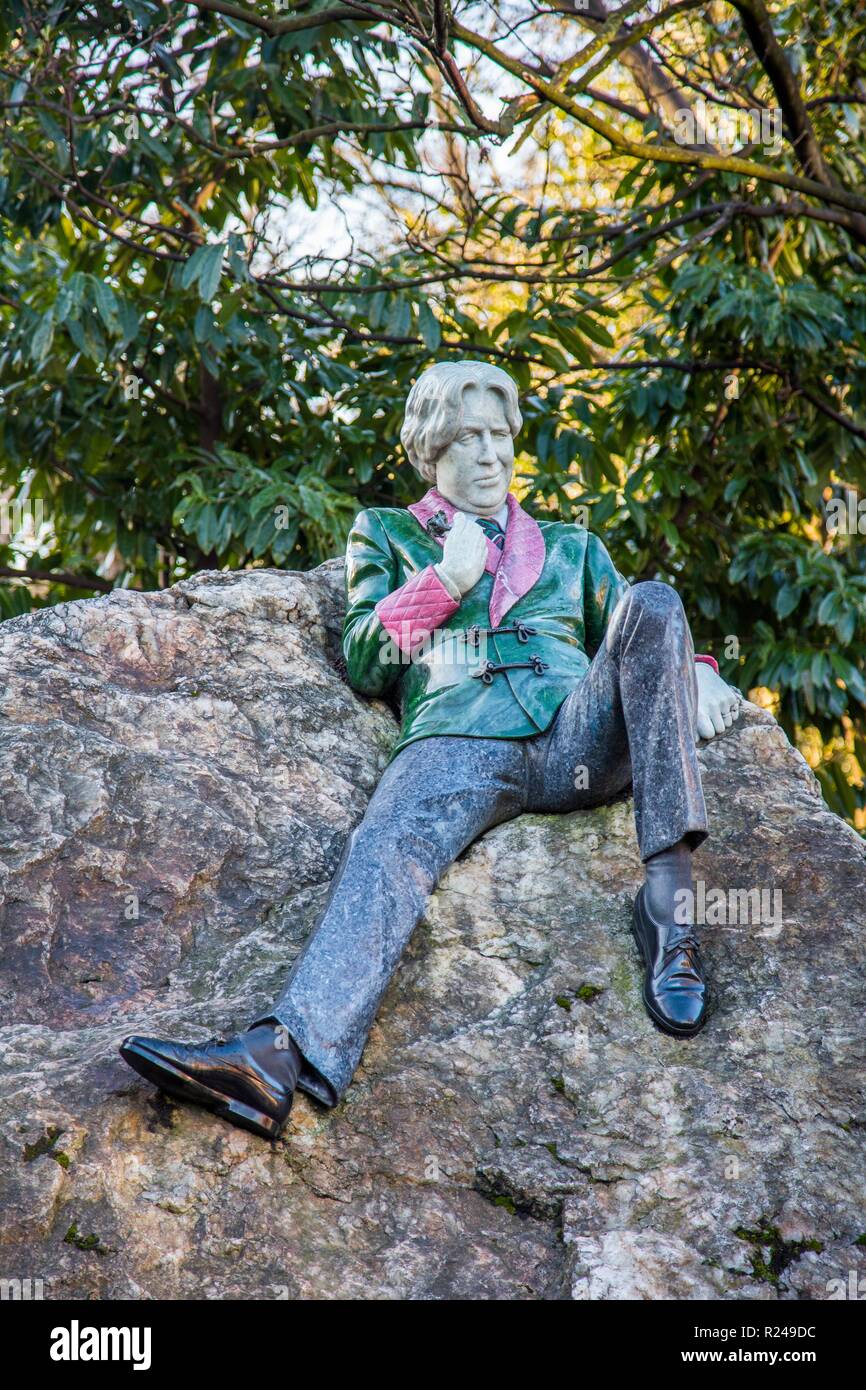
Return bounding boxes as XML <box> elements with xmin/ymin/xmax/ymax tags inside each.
<box><xmin>0</xmin><ymin>1</ymin><xmax>864</xmax><ymax>827</ymax></box>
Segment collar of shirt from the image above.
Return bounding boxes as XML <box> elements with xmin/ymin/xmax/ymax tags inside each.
<box><xmin>466</xmin><ymin>503</ymin><xmax>509</xmax><ymax>529</ymax></box>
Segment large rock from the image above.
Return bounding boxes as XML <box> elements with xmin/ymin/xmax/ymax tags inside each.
<box><xmin>0</xmin><ymin>563</ymin><xmax>864</xmax><ymax>1301</ymax></box>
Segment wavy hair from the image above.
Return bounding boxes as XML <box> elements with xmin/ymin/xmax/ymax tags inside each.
<box><xmin>400</xmin><ymin>360</ymin><xmax>522</xmax><ymax>482</ymax></box>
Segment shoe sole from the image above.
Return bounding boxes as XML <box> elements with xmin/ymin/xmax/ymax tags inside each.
<box><xmin>630</xmin><ymin>912</ymin><xmax>708</xmax><ymax>1040</ymax></box>
<box><xmin>119</xmin><ymin>1040</ymin><xmax>286</xmax><ymax>1140</ymax></box>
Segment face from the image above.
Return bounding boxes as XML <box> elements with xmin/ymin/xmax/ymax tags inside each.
<box><xmin>433</xmin><ymin>386</ymin><xmax>514</xmax><ymax>515</ymax></box>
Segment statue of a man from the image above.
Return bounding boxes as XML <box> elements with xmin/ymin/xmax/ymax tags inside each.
<box><xmin>120</xmin><ymin>360</ymin><xmax>742</xmax><ymax>1138</ymax></box>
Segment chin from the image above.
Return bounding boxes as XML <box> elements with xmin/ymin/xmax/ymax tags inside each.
<box><xmin>472</xmin><ymin>493</ymin><xmax>506</xmax><ymax>512</ymax></box>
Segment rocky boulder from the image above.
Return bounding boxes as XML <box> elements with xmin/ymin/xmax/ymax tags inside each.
<box><xmin>1</xmin><ymin>563</ymin><xmax>865</xmax><ymax>1300</ymax></box>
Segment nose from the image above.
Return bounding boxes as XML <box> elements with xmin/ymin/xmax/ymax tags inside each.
<box><xmin>476</xmin><ymin>430</ymin><xmax>499</xmax><ymax>466</ymax></box>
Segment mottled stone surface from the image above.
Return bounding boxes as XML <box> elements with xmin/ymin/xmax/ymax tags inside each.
<box><xmin>0</xmin><ymin>562</ymin><xmax>864</xmax><ymax>1300</ymax></box>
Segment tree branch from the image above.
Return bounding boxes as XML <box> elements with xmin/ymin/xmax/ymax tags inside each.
<box><xmin>447</xmin><ymin>18</ymin><xmax>866</xmax><ymax>225</ymax></box>
<box><xmin>0</xmin><ymin>565</ymin><xmax>113</xmax><ymax>593</ymax></box>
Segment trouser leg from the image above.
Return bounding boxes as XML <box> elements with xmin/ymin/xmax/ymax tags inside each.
<box><xmin>527</xmin><ymin>580</ymin><xmax>708</xmax><ymax>861</ymax></box>
<box><xmin>254</xmin><ymin>735</ymin><xmax>526</xmax><ymax>1105</ymax></box>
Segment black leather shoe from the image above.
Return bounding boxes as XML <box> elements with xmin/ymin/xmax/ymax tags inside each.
<box><xmin>631</xmin><ymin>884</ymin><xmax>708</xmax><ymax>1038</ymax></box>
<box><xmin>118</xmin><ymin>1025</ymin><xmax>301</xmax><ymax>1139</ymax></box>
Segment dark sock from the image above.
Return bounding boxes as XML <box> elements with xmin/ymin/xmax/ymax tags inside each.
<box><xmin>244</xmin><ymin>1022</ymin><xmax>303</xmax><ymax>1092</ymax></box>
<box><xmin>644</xmin><ymin>838</ymin><xmax>694</xmax><ymax>926</ymax></box>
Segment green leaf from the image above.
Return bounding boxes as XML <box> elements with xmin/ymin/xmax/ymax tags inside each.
<box><xmin>92</xmin><ymin>279</ymin><xmax>120</xmax><ymax>333</ymax></box>
<box><xmin>417</xmin><ymin>300</ymin><xmax>442</xmax><ymax>351</ymax></box>
<box><xmin>180</xmin><ymin>242</ymin><xmax>225</xmax><ymax>302</ymax></box>
<box><xmin>36</xmin><ymin>110</ymin><xmax>69</xmax><ymax>161</ymax></box>
<box><xmin>575</xmin><ymin>315</ymin><xmax>615</xmax><ymax>349</ymax></box>
<box><xmin>196</xmin><ymin>244</ymin><xmax>225</xmax><ymax>303</ymax></box>
<box><xmin>776</xmin><ymin>584</ymin><xmax>800</xmax><ymax>619</ymax></box>
<box><xmin>30</xmin><ymin>312</ymin><xmax>55</xmax><ymax>364</ymax></box>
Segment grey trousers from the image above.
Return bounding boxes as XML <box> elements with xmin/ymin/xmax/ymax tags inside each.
<box><xmin>257</xmin><ymin>581</ymin><xmax>708</xmax><ymax>1106</ymax></box>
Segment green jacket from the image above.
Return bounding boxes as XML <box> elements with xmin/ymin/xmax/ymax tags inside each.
<box><xmin>342</xmin><ymin>487</ymin><xmax>629</xmax><ymax>758</ymax></box>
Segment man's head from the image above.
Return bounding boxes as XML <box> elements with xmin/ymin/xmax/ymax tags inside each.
<box><xmin>400</xmin><ymin>361</ymin><xmax>521</xmax><ymax>516</ymax></box>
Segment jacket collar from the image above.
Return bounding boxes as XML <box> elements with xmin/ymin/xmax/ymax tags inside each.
<box><xmin>407</xmin><ymin>486</ymin><xmax>546</xmax><ymax>626</ymax></box>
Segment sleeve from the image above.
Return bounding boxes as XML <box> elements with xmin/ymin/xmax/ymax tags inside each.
<box><xmin>582</xmin><ymin>531</ymin><xmax>631</xmax><ymax>658</ymax></box>
<box><xmin>342</xmin><ymin>509</ymin><xmax>459</xmax><ymax>696</ymax></box>
<box><xmin>694</xmin><ymin>654</ymin><xmax>719</xmax><ymax>674</ymax></box>
<box><xmin>433</xmin><ymin>563</ymin><xmax>462</xmax><ymax>601</ymax></box>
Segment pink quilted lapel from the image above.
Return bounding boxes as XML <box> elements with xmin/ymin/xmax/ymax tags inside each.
<box><xmin>407</xmin><ymin>486</ymin><xmax>546</xmax><ymax>625</ymax></box>
<box><xmin>490</xmin><ymin>492</ymin><xmax>546</xmax><ymax>626</ymax></box>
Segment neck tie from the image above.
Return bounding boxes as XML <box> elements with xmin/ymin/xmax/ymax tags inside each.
<box><xmin>474</xmin><ymin>515</ymin><xmax>505</xmax><ymax>551</ymax></box>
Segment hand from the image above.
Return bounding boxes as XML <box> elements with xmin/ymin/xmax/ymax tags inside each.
<box><xmin>436</xmin><ymin>511</ymin><xmax>488</xmax><ymax>596</ymax></box>
<box><xmin>695</xmin><ymin>663</ymin><xmax>743</xmax><ymax>741</ymax></box>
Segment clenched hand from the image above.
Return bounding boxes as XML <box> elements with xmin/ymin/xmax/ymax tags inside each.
<box><xmin>436</xmin><ymin>511</ymin><xmax>488</xmax><ymax>596</ymax></box>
